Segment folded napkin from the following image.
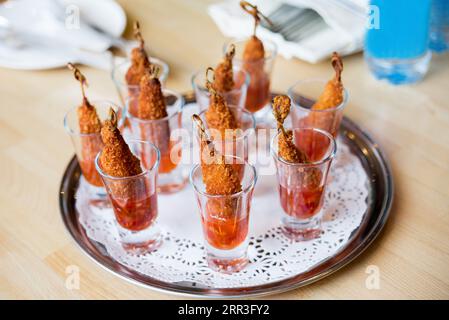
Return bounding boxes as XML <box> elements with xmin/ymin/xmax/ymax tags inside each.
<box><xmin>208</xmin><ymin>0</ymin><xmax>368</xmax><ymax>63</ymax></box>
<box><xmin>0</xmin><ymin>0</ymin><xmax>130</xmax><ymax>70</ymax></box>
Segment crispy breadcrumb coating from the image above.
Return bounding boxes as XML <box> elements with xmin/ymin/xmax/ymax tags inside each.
<box><xmin>100</xmin><ymin>109</ymin><xmax>142</xmax><ymax>177</ymax></box>
<box><xmin>135</xmin><ymin>67</ymin><xmax>176</xmax><ymax>173</ymax></box>
<box><xmin>213</xmin><ymin>44</ymin><xmax>235</xmax><ymax>93</ymax></box>
<box><xmin>193</xmin><ymin>115</ymin><xmax>242</xmax><ymax>195</ymax></box>
<box><xmin>77</xmin><ymin>98</ymin><xmax>102</xmax><ymax>134</ymax></box>
<box><xmin>137</xmin><ymin>67</ymin><xmax>168</xmax><ymax>120</ymax></box>
<box><xmin>239</xmin><ymin>2</ymin><xmax>273</xmax><ymax>112</ymax></box>
<box><xmin>68</xmin><ymin>63</ymin><xmax>104</xmax><ymax>186</ymax></box>
<box><xmin>126</xmin><ymin>47</ymin><xmax>151</xmax><ymax>86</ymax></box>
<box><xmin>205</xmin><ymin>93</ymin><xmax>238</xmax><ymax>134</ymax></box>
<box><xmin>77</xmin><ymin>97</ymin><xmax>103</xmax><ymax>186</ymax></box>
<box><xmin>240</xmin><ymin>1</ymin><xmax>272</xmax><ymax>62</ymax></box>
<box><xmin>67</xmin><ymin>63</ymin><xmax>102</xmax><ymax>134</ymax></box>
<box><xmin>202</xmin><ymin>158</ymin><xmax>243</xmax><ymax>195</ymax></box>
<box><xmin>312</xmin><ymin>52</ymin><xmax>344</xmax><ymax>110</ymax></box>
<box><xmin>125</xmin><ymin>21</ymin><xmax>151</xmax><ymax>87</ymax></box>
<box><xmin>273</xmin><ymin>96</ymin><xmax>323</xmax><ymax>189</ymax></box>
<box><xmin>243</xmin><ymin>35</ymin><xmax>265</xmax><ymax>62</ymax></box>
<box><xmin>204</xmin><ymin>68</ymin><xmax>239</xmax><ymax>137</ymax></box>
<box><xmin>272</xmin><ymin>95</ymin><xmax>308</xmax><ymax>163</ymax></box>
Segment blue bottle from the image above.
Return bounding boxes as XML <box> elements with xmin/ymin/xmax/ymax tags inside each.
<box><xmin>364</xmin><ymin>0</ymin><xmax>432</xmax><ymax>85</ymax></box>
<box><xmin>429</xmin><ymin>0</ymin><xmax>449</xmax><ymax>53</ymax></box>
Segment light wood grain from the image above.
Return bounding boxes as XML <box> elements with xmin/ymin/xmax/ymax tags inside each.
<box><xmin>0</xmin><ymin>0</ymin><xmax>448</xmax><ymax>299</ymax></box>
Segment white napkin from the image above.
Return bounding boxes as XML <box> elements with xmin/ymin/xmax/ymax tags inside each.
<box><xmin>208</xmin><ymin>0</ymin><xmax>368</xmax><ymax>63</ymax></box>
<box><xmin>0</xmin><ymin>0</ymin><xmax>130</xmax><ymax>70</ymax></box>
<box><xmin>0</xmin><ymin>0</ymin><xmax>112</xmax><ymax>52</ymax></box>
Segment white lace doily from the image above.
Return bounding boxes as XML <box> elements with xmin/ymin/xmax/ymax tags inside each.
<box><xmin>76</xmin><ymin>138</ymin><xmax>369</xmax><ymax>288</ymax></box>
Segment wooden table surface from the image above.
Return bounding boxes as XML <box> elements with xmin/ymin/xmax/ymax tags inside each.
<box><xmin>0</xmin><ymin>0</ymin><xmax>448</xmax><ymax>299</ymax></box>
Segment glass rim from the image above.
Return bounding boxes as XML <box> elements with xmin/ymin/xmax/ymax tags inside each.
<box><xmin>287</xmin><ymin>78</ymin><xmax>349</xmax><ymax>113</ymax></box>
<box><xmin>63</xmin><ymin>100</ymin><xmax>123</xmax><ymax>137</ymax></box>
<box><xmin>197</xmin><ymin>105</ymin><xmax>256</xmax><ymax>142</ymax></box>
<box><xmin>95</xmin><ymin>139</ymin><xmax>161</xmax><ymax>181</ymax></box>
<box><xmin>191</xmin><ymin>66</ymin><xmax>250</xmax><ymax>95</ymax></box>
<box><xmin>111</xmin><ymin>56</ymin><xmax>170</xmax><ymax>89</ymax></box>
<box><xmin>189</xmin><ymin>157</ymin><xmax>257</xmax><ymax>199</ymax></box>
<box><xmin>125</xmin><ymin>88</ymin><xmax>184</xmax><ymax>123</ymax></box>
<box><xmin>223</xmin><ymin>38</ymin><xmax>278</xmax><ymax>63</ymax></box>
<box><xmin>270</xmin><ymin>127</ymin><xmax>337</xmax><ymax>167</ymax></box>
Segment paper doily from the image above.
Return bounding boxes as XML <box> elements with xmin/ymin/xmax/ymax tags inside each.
<box><xmin>76</xmin><ymin>139</ymin><xmax>369</xmax><ymax>288</ymax></box>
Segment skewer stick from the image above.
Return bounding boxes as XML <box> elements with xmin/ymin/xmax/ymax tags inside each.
<box><xmin>240</xmin><ymin>1</ymin><xmax>273</xmax><ymax>36</ymax></box>
<box><xmin>67</xmin><ymin>63</ymin><xmax>88</xmax><ymax>100</ymax></box>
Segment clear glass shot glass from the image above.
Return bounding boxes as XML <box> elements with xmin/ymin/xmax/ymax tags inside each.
<box><xmin>190</xmin><ymin>157</ymin><xmax>257</xmax><ymax>274</ymax></box>
<box><xmin>191</xmin><ymin>66</ymin><xmax>250</xmax><ymax>112</ymax></box>
<box><xmin>95</xmin><ymin>139</ymin><xmax>162</xmax><ymax>253</ymax></box>
<box><xmin>64</xmin><ymin>101</ymin><xmax>124</xmax><ymax>207</ymax></box>
<box><xmin>288</xmin><ymin>79</ymin><xmax>349</xmax><ymax>138</ymax></box>
<box><xmin>126</xmin><ymin>89</ymin><xmax>186</xmax><ymax>194</ymax></box>
<box><xmin>195</xmin><ymin>106</ymin><xmax>256</xmax><ymax>162</ymax></box>
<box><xmin>111</xmin><ymin>56</ymin><xmax>169</xmax><ymax>107</ymax></box>
<box><xmin>224</xmin><ymin>39</ymin><xmax>277</xmax><ymax>122</ymax></box>
<box><xmin>271</xmin><ymin>128</ymin><xmax>336</xmax><ymax>241</ymax></box>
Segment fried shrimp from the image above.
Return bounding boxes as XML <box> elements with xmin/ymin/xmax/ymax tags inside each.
<box><xmin>239</xmin><ymin>1</ymin><xmax>273</xmax><ymax>112</ymax></box>
<box><xmin>193</xmin><ymin>114</ymin><xmax>242</xmax><ymax>196</ymax></box>
<box><xmin>213</xmin><ymin>44</ymin><xmax>236</xmax><ymax>93</ymax></box>
<box><xmin>125</xmin><ymin>21</ymin><xmax>152</xmax><ymax>87</ymax></box>
<box><xmin>68</xmin><ymin>63</ymin><xmax>103</xmax><ymax>186</ymax></box>
<box><xmin>312</xmin><ymin>52</ymin><xmax>344</xmax><ymax>111</ymax></box>
<box><xmin>272</xmin><ymin>95</ymin><xmax>308</xmax><ymax>164</ymax></box>
<box><xmin>204</xmin><ymin>67</ymin><xmax>239</xmax><ymax>138</ymax></box>
<box><xmin>99</xmin><ymin>108</ymin><xmax>142</xmax><ymax>178</ymax></box>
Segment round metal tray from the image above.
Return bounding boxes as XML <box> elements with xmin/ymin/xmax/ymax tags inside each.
<box><xmin>59</xmin><ymin>93</ymin><xmax>393</xmax><ymax>298</ymax></box>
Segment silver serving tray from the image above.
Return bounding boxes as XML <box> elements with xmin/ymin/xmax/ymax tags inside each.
<box><xmin>59</xmin><ymin>93</ymin><xmax>393</xmax><ymax>298</ymax></box>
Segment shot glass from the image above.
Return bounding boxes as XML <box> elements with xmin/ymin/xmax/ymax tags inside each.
<box><xmin>195</xmin><ymin>106</ymin><xmax>256</xmax><ymax>162</ymax></box>
<box><xmin>271</xmin><ymin>128</ymin><xmax>336</xmax><ymax>241</ymax></box>
<box><xmin>288</xmin><ymin>79</ymin><xmax>349</xmax><ymax>138</ymax></box>
<box><xmin>95</xmin><ymin>140</ymin><xmax>162</xmax><ymax>253</ymax></box>
<box><xmin>191</xmin><ymin>66</ymin><xmax>250</xmax><ymax>112</ymax></box>
<box><xmin>224</xmin><ymin>39</ymin><xmax>277</xmax><ymax>121</ymax></box>
<box><xmin>126</xmin><ymin>89</ymin><xmax>186</xmax><ymax>194</ymax></box>
<box><xmin>190</xmin><ymin>157</ymin><xmax>257</xmax><ymax>273</ymax></box>
<box><xmin>111</xmin><ymin>56</ymin><xmax>169</xmax><ymax>108</ymax></box>
<box><xmin>64</xmin><ymin>101</ymin><xmax>124</xmax><ymax>207</ymax></box>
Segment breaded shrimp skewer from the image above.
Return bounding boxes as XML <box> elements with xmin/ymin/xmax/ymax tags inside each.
<box><xmin>68</xmin><ymin>63</ymin><xmax>103</xmax><ymax>186</ymax></box>
<box><xmin>272</xmin><ymin>95</ymin><xmax>308</xmax><ymax>164</ymax></box>
<box><xmin>204</xmin><ymin>67</ymin><xmax>239</xmax><ymax>139</ymax></box>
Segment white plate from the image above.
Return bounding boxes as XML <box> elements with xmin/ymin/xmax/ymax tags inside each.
<box><xmin>0</xmin><ymin>0</ymin><xmax>127</xmax><ymax>70</ymax></box>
